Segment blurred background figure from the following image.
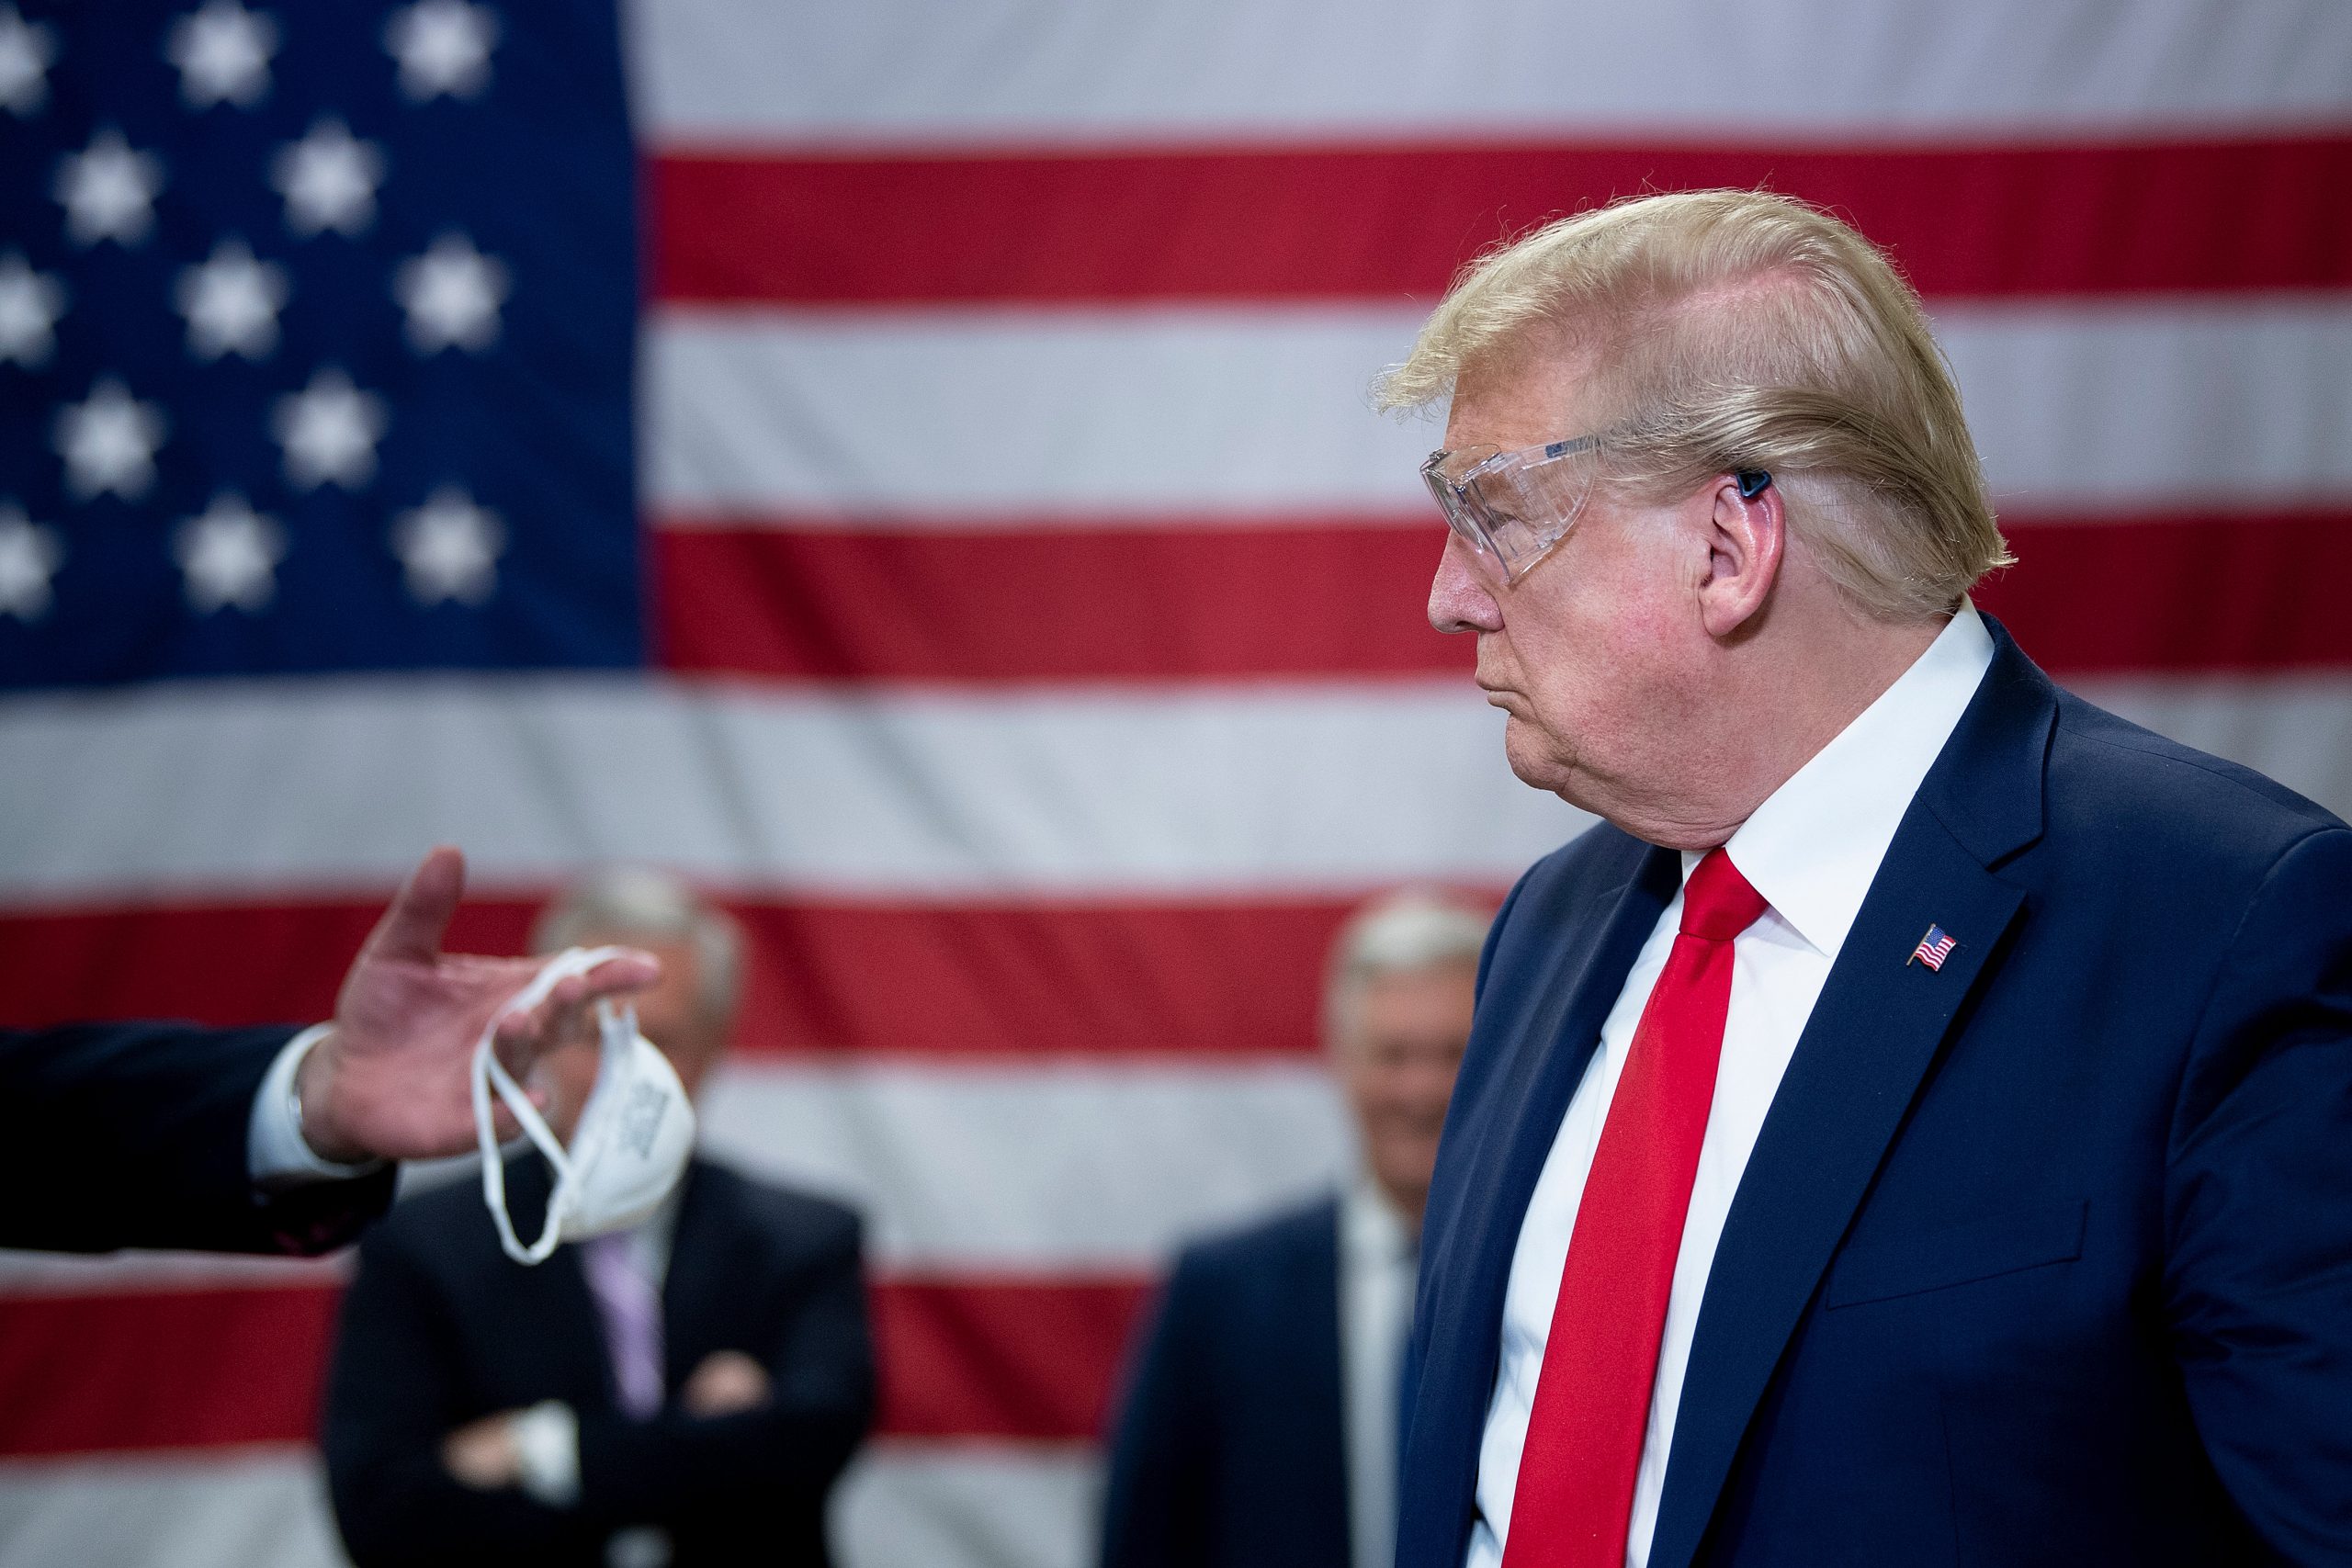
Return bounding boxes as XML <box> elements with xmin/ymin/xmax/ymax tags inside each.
<box><xmin>1100</xmin><ymin>891</ymin><xmax>1488</xmax><ymax>1568</ymax></box>
<box><xmin>320</xmin><ymin>869</ymin><xmax>873</xmax><ymax>1568</ymax></box>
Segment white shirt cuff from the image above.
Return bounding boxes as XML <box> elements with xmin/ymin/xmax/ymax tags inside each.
<box><xmin>245</xmin><ymin>1025</ymin><xmax>388</xmax><ymax>1187</ymax></box>
<box><xmin>511</xmin><ymin>1400</ymin><xmax>582</xmax><ymax>1507</ymax></box>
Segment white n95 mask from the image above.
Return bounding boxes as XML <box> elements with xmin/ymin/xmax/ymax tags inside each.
<box><xmin>471</xmin><ymin>945</ymin><xmax>697</xmax><ymax>1266</ymax></box>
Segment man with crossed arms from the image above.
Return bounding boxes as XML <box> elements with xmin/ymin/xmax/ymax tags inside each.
<box><xmin>1385</xmin><ymin>190</ymin><xmax>2352</xmax><ymax>1567</ymax></box>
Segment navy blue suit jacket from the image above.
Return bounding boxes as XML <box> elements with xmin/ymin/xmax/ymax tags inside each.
<box><xmin>1400</xmin><ymin>625</ymin><xmax>2352</xmax><ymax>1567</ymax></box>
<box><xmin>0</xmin><ymin>1021</ymin><xmax>394</xmax><ymax>1255</ymax></box>
<box><xmin>1101</xmin><ymin>1194</ymin><xmax>1353</xmax><ymax>1568</ymax></box>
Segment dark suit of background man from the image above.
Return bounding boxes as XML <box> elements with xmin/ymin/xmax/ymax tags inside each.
<box><xmin>1374</xmin><ymin>189</ymin><xmax>2352</xmax><ymax>1568</ymax></box>
<box><xmin>1102</xmin><ymin>890</ymin><xmax>1490</xmax><ymax>1568</ymax></box>
<box><xmin>0</xmin><ymin>847</ymin><xmax>655</xmax><ymax>1257</ymax></box>
<box><xmin>324</xmin><ymin>867</ymin><xmax>875</xmax><ymax>1568</ymax></box>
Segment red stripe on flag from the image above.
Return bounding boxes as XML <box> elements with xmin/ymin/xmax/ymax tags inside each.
<box><xmin>0</xmin><ymin>901</ymin><xmax>537</xmax><ymax>1037</ymax></box>
<box><xmin>1977</xmin><ymin>510</ymin><xmax>2352</xmax><ymax>675</ymax></box>
<box><xmin>652</xmin><ymin>518</ymin><xmax>1460</xmax><ymax>683</ymax></box>
<box><xmin>0</xmin><ymin>1278</ymin><xmax>1151</xmax><ymax>1455</ymax></box>
<box><xmin>0</xmin><ymin>1287</ymin><xmax>337</xmax><ymax>1455</ymax></box>
<box><xmin>0</xmin><ymin>897</ymin><xmax>1399</xmax><ymax>1059</ymax></box>
<box><xmin>872</xmin><ymin>1274</ymin><xmax>1149</xmax><ymax>1440</ymax></box>
<box><xmin>649</xmin><ymin>136</ymin><xmax>2352</xmax><ymax>305</ymax></box>
<box><xmin>653</xmin><ymin>509</ymin><xmax>2352</xmax><ymax>683</ymax></box>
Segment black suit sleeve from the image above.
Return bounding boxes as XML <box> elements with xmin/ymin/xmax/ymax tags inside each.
<box><xmin>571</xmin><ymin>1205</ymin><xmax>875</xmax><ymax>1529</ymax></box>
<box><xmin>0</xmin><ymin>1022</ymin><xmax>393</xmax><ymax>1255</ymax></box>
<box><xmin>322</xmin><ymin>1225</ymin><xmax>607</xmax><ymax>1566</ymax></box>
<box><xmin>1099</xmin><ymin>1255</ymin><xmax>1217</xmax><ymax>1568</ymax></box>
<box><xmin>2165</xmin><ymin>827</ymin><xmax>2352</xmax><ymax>1563</ymax></box>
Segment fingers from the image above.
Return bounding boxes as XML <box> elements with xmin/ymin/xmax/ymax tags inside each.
<box><xmin>360</xmin><ymin>845</ymin><xmax>468</xmax><ymax>968</ymax></box>
<box><xmin>491</xmin><ymin>953</ymin><xmax>662</xmax><ymax>1039</ymax></box>
<box><xmin>492</xmin><ymin>950</ymin><xmax>661</xmax><ymax>1072</ymax></box>
<box><xmin>573</xmin><ymin>950</ymin><xmax>663</xmax><ymax>1001</ymax></box>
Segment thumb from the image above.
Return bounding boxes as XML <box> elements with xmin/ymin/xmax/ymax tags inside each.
<box><xmin>362</xmin><ymin>845</ymin><xmax>467</xmax><ymax>967</ymax></box>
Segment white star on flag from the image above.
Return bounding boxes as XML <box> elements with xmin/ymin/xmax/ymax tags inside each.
<box><xmin>54</xmin><ymin>130</ymin><xmax>166</xmax><ymax>247</ymax></box>
<box><xmin>175</xmin><ymin>238</ymin><xmax>288</xmax><ymax>361</ymax></box>
<box><xmin>0</xmin><ymin>503</ymin><xmax>63</xmax><ymax>622</ymax></box>
<box><xmin>0</xmin><ymin>251</ymin><xmax>65</xmax><ymax>368</ymax></box>
<box><xmin>0</xmin><ymin>4</ymin><xmax>55</xmax><ymax>118</ymax></box>
<box><xmin>54</xmin><ymin>378</ymin><xmax>168</xmax><ymax>502</ymax></box>
<box><xmin>272</xmin><ymin>367</ymin><xmax>388</xmax><ymax>491</ymax></box>
<box><xmin>395</xmin><ymin>232</ymin><xmax>507</xmax><ymax>354</ymax></box>
<box><xmin>385</xmin><ymin>0</ymin><xmax>498</xmax><ymax>101</ymax></box>
<box><xmin>166</xmin><ymin>0</ymin><xmax>277</xmax><ymax>109</ymax></box>
<box><xmin>175</xmin><ymin>492</ymin><xmax>286</xmax><ymax>614</ymax></box>
<box><xmin>392</xmin><ymin>485</ymin><xmax>504</xmax><ymax>604</ymax></box>
<box><xmin>271</xmin><ymin>118</ymin><xmax>385</xmax><ymax>238</ymax></box>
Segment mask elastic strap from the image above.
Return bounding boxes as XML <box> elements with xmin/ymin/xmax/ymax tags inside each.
<box><xmin>472</xmin><ymin>946</ymin><xmax>630</xmax><ymax>1266</ymax></box>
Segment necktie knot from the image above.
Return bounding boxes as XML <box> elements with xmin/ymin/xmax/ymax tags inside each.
<box><xmin>1679</xmin><ymin>849</ymin><xmax>1768</xmax><ymax>942</ymax></box>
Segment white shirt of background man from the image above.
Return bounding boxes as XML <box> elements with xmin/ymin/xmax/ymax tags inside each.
<box><xmin>1465</xmin><ymin>601</ymin><xmax>1997</xmax><ymax>1568</ymax></box>
<box><xmin>1341</xmin><ymin>1173</ymin><xmax>1417</xmax><ymax>1568</ymax></box>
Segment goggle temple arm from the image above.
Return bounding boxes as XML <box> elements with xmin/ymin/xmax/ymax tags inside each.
<box><xmin>1736</xmin><ymin>469</ymin><xmax>1772</xmax><ymax>499</ymax></box>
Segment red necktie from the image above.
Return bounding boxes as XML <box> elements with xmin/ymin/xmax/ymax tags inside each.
<box><xmin>1501</xmin><ymin>849</ymin><xmax>1768</xmax><ymax>1568</ymax></box>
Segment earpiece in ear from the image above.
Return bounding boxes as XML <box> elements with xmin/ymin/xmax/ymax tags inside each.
<box><xmin>1736</xmin><ymin>470</ymin><xmax>1772</xmax><ymax>499</ymax></box>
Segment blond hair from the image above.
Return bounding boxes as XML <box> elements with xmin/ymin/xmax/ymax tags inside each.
<box><xmin>1378</xmin><ymin>189</ymin><xmax>2010</xmax><ymax>620</ymax></box>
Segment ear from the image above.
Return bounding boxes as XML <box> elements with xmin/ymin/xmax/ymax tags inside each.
<box><xmin>1695</xmin><ymin>471</ymin><xmax>1784</xmax><ymax>638</ymax></box>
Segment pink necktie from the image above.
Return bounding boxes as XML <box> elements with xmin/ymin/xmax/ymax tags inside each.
<box><xmin>582</xmin><ymin>1232</ymin><xmax>664</xmax><ymax>1418</ymax></box>
<box><xmin>1502</xmin><ymin>850</ymin><xmax>1768</xmax><ymax>1568</ymax></box>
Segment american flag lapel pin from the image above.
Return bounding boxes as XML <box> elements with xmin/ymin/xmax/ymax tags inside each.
<box><xmin>1908</xmin><ymin>924</ymin><xmax>1957</xmax><ymax>971</ymax></box>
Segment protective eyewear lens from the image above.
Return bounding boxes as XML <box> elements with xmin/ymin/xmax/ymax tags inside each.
<box><xmin>1421</xmin><ymin>435</ymin><xmax>1605</xmax><ymax>585</ymax></box>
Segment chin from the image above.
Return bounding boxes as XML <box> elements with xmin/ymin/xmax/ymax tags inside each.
<box><xmin>1501</xmin><ymin>718</ymin><xmax>1582</xmax><ymax>800</ymax></box>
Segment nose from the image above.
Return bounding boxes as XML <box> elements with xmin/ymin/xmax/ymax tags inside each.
<box><xmin>1429</xmin><ymin>535</ymin><xmax>1503</xmax><ymax>636</ymax></box>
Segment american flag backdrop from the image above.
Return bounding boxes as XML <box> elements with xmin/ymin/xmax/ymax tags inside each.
<box><xmin>2</xmin><ymin>2</ymin><xmax>2350</xmax><ymax>1563</ymax></box>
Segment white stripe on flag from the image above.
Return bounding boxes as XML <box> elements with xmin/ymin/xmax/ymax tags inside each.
<box><xmin>0</xmin><ymin>1444</ymin><xmax>1097</xmax><ymax>1568</ymax></box>
<box><xmin>0</xmin><ymin>677</ymin><xmax>1585</xmax><ymax>901</ymax></box>
<box><xmin>645</xmin><ymin>303</ymin><xmax>2352</xmax><ymax>516</ymax></box>
<box><xmin>0</xmin><ymin>1450</ymin><xmax>343</xmax><ymax>1568</ymax></box>
<box><xmin>697</xmin><ymin>1059</ymin><xmax>1350</xmax><ymax>1269</ymax></box>
<box><xmin>835</xmin><ymin>1442</ymin><xmax>1097</xmax><ymax>1568</ymax></box>
<box><xmin>628</xmin><ymin>0</ymin><xmax>2352</xmax><ymax>141</ymax></box>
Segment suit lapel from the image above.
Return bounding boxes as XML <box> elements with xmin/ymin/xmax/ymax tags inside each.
<box><xmin>1299</xmin><ymin>1197</ymin><xmax>1351</xmax><ymax>1551</ymax></box>
<box><xmin>1408</xmin><ymin>839</ymin><xmax>1681</xmax><ymax>1544</ymax></box>
<box><xmin>1644</xmin><ymin>626</ymin><xmax>2057</xmax><ymax>1568</ymax></box>
<box><xmin>656</xmin><ymin>1160</ymin><xmax>720</xmax><ymax>1385</ymax></box>
<box><xmin>498</xmin><ymin>1157</ymin><xmax>618</xmax><ymax>1408</ymax></box>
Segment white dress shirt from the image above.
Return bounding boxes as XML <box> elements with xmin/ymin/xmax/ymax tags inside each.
<box><xmin>245</xmin><ymin>1024</ymin><xmax>385</xmax><ymax>1185</ymax></box>
<box><xmin>1464</xmin><ymin>602</ymin><xmax>1996</xmax><ymax>1568</ymax></box>
<box><xmin>1340</xmin><ymin>1175</ymin><xmax>1418</xmax><ymax>1568</ymax></box>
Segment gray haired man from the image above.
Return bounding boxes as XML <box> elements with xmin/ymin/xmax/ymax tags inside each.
<box><xmin>323</xmin><ymin>868</ymin><xmax>876</xmax><ymax>1568</ymax></box>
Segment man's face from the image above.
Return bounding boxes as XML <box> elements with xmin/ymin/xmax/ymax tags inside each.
<box><xmin>1331</xmin><ymin>960</ymin><xmax>1477</xmax><ymax>1219</ymax></box>
<box><xmin>535</xmin><ymin>934</ymin><xmax>722</xmax><ymax>1142</ymax></box>
<box><xmin>1427</xmin><ymin>334</ymin><xmax>1715</xmax><ymax>825</ymax></box>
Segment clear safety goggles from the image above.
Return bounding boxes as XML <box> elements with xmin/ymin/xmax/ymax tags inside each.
<box><xmin>1422</xmin><ymin>434</ymin><xmax>1770</xmax><ymax>586</ymax></box>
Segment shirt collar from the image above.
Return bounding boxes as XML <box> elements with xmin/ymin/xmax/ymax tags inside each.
<box><xmin>1682</xmin><ymin>600</ymin><xmax>1996</xmax><ymax>964</ymax></box>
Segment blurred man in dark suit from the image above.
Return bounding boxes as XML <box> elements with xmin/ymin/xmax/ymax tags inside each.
<box><xmin>0</xmin><ymin>846</ymin><xmax>656</xmax><ymax>1257</ymax></box>
<box><xmin>1101</xmin><ymin>890</ymin><xmax>1490</xmax><ymax>1568</ymax></box>
<box><xmin>322</xmin><ymin>868</ymin><xmax>874</xmax><ymax>1568</ymax></box>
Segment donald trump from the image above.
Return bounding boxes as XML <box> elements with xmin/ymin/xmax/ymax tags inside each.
<box><xmin>1385</xmin><ymin>190</ymin><xmax>2352</xmax><ymax>1567</ymax></box>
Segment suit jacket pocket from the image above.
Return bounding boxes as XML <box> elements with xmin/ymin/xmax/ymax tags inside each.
<box><xmin>1825</xmin><ymin>1200</ymin><xmax>2087</xmax><ymax>1310</ymax></box>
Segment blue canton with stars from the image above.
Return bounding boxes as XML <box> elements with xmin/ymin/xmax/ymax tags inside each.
<box><xmin>0</xmin><ymin>0</ymin><xmax>639</xmax><ymax>688</ymax></box>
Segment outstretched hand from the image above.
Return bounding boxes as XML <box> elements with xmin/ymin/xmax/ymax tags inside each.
<box><xmin>294</xmin><ymin>847</ymin><xmax>661</xmax><ymax>1165</ymax></box>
